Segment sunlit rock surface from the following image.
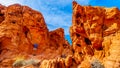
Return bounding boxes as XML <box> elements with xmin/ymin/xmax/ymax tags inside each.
<box><xmin>70</xmin><ymin>1</ymin><xmax>120</xmax><ymax>68</ymax></box>
<box><xmin>0</xmin><ymin>4</ymin><xmax>72</xmax><ymax>67</ymax></box>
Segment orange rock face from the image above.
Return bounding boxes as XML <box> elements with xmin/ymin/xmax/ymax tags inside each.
<box><xmin>0</xmin><ymin>4</ymin><xmax>49</xmax><ymax>55</ymax></box>
<box><xmin>70</xmin><ymin>1</ymin><xmax>120</xmax><ymax>68</ymax></box>
<box><xmin>0</xmin><ymin>4</ymin><xmax>72</xmax><ymax>67</ymax></box>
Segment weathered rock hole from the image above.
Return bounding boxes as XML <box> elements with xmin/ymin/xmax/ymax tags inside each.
<box><xmin>33</xmin><ymin>44</ymin><xmax>38</xmax><ymax>49</ymax></box>
<box><xmin>12</xmin><ymin>21</ymin><xmax>16</xmax><ymax>24</ymax></box>
<box><xmin>115</xmin><ymin>16</ymin><xmax>119</xmax><ymax>19</ymax></box>
<box><xmin>76</xmin><ymin>20</ymin><xmax>79</xmax><ymax>25</ymax></box>
<box><xmin>79</xmin><ymin>52</ymin><xmax>83</xmax><ymax>55</ymax></box>
<box><xmin>0</xmin><ymin>13</ymin><xmax>5</xmax><ymax>23</ymax></box>
<box><xmin>102</xmin><ymin>25</ymin><xmax>107</xmax><ymax>30</ymax></box>
<box><xmin>80</xmin><ymin>23</ymin><xmax>83</xmax><ymax>26</ymax></box>
<box><xmin>76</xmin><ymin>13</ymin><xmax>81</xmax><ymax>18</ymax></box>
<box><xmin>33</xmin><ymin>54</ymin><xmax>36</xmax><ymax>56</ymax></box>
<box><xmin>98</xmin><ymin>47</ymin><xmax>103</xmax><ymax>50</ymax></box>
<box><xmin>72</xmin><ymin>58</ymin><xmax>77</xmax><ymax>64</ymax></box>
<box><xmin>37</xmin><ymin>19</ymin><xmax>41</xmax><ymax>22</ymax></box>
<box><xmin>63</xmin><ymin>44</ymin><xmax>67</xmax><ymax>48</ymax></box>
<box><xmin>76</xmin><ymin>44</ymin><xmax>81</xmax><ymax>47</ymax></box>
<box><xmin>84</xmin><ymin>38</ymin><xmax>91</xmax><ymax>45</ymax></box>
<box><xmin>76</xmin><ymin>33</ymin><xmax>80</xmax><ymax>37</ymax></box>
<box><xmin>23</xmin><ymin>26</ymin><xmax>29</xmax><ymax>37</ymax></box>
<box><xmin>72</xmin><ymin>49</ymin><xmax>75</xmax><ymax>53</ymax></box>
<box><xmin>83</xmin><ymin>14</ymin><xmax>86</xmax><ymax>17</ymax></box>
<box><xmin>0</xmin><ymin>13</ymin><xmax>4</xmax><ymax>16</ymax></box>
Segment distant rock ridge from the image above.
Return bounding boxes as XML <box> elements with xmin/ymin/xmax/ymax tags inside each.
<box><xmin>0</xmin><ymin>1</ymin><xmax>120</xmax><ymax>68</ymax></box>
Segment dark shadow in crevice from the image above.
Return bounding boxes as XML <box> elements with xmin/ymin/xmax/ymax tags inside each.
<box><xmin>76</xmin><ymin>33</ymin><xmax>80</xmax><ymax>37</ymax></box>
<box><xmin>84</xmin><ymin>38</ymin><xmax>91</xmax><ymax>45</ymax></box>
<box><xmin>76</xmin><ymin>44</ymin><xmax>81</xmax><ymax>47</ymax></box>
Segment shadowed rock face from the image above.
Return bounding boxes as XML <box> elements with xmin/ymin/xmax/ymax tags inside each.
<box><xmin>70</xmin><ymin>1</ymin><xmax>120</xmax><ymax>68</ymax></box>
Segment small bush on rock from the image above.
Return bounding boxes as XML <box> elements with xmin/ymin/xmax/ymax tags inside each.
<box><xmin>91</xmin><ymin>59</ymin><xmax>104</xmax><ymax>68</ymax></box>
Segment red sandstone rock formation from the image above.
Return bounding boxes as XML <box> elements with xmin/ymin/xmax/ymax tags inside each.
<box><xmin>70</xmin><ymin>1</ymin><xmax>120</xmax><ymax>68</ymax></box>
<box><xmin>0</xmin><ymin>4</ymin><xmax>72</xmax><ymax>67</ymax></box>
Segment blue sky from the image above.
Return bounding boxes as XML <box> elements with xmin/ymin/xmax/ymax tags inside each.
<box><xmin>0</xmin><ymin>0</ymin><xmax>120</xmax><ymax>44</ymax></box>
<box><xmin>0</xmin><ymin>0</ymin><xmax>72</xmax><ymax>35</ymax></box>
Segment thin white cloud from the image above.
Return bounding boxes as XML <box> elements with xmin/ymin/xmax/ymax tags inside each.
<box><xmin>0</xmin><ymin>0</ymin><xmax>72</xmax><ymax>35</ymax></box>
<box><xmin>24</xmin><ymin>0</ymin><xmax>72</xmax><ymax>35</ymax></box>
<box><xmin>0</xmin><ymin>0</ymin><xmax>22</xmax><ymax>6</ymax></box>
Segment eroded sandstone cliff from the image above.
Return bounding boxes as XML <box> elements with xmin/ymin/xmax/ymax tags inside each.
<box><xmin>70</xmin><ymin>1</ymin><xmax>120</xmax><ymax>68</ymax></box>
<box><xmin>0</xmin><ymin>4</ymin><xmax>72</xmax><ymax>67</ymax></box>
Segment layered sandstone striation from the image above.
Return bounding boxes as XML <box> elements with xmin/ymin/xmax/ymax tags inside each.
<box><xmin>70</xmin><ymin>1</ymin><xmax>120</xmax><ymax>68</ymax></box>
<box><xmin>0</xmin><ymin>4</ymin><xmax>72</xmax><ymax>67</ymax></box>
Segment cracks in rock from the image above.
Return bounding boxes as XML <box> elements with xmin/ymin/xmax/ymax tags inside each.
<box><xmin>0</xmin><ymin>13</ymin><xmax>5</xmax><ymax>23</ymax></box>
<box><xmin>76</xmin><ymin>33</ymin><xmax>80</xmax><ymax>37</ymax></box>
<box><xmin>76</xmin><ymin>44</ymin><xmax>81</xmax><ymax>47</ymax></box>
<box><xmin>11</xmin><ymin>20</ymin><xmax>16</xmax><ymax>24</ymax></box>
<box><xmin>84</xmin><ymin>38</ymin><xmax>91</xmax><ymax>45</ymax></box>
<box><xmin>23</xmin><ymin>26</ymin><xmax>29</xmax><ymax>37</ymax></box>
